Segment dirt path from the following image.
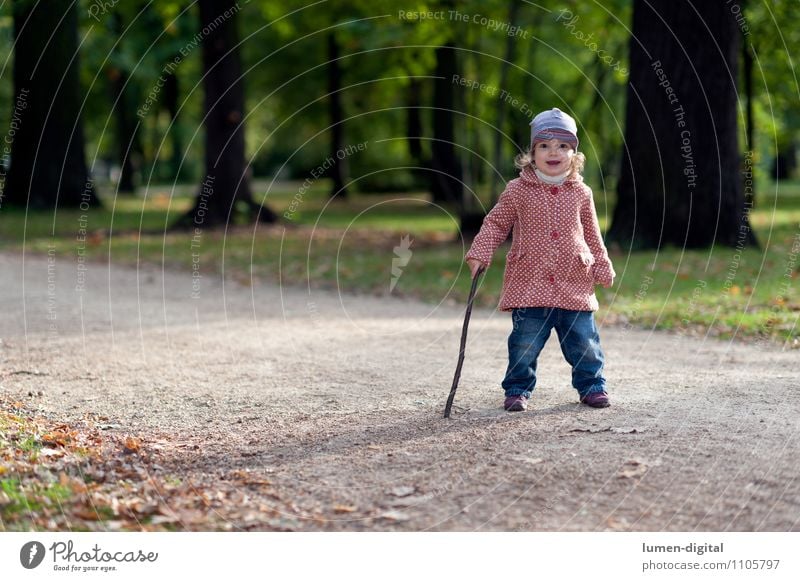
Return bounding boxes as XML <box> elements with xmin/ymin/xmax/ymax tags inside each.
<box><xmin>1</xmin><ymin>250</ymin><xmax>798</xmax><ymax>531</ymax></box>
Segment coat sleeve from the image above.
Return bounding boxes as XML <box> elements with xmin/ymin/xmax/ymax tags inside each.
<box><xmin>580</xmin><ymin>187</ymin><xmax>615</xmax><ymax>287</ymax></box>
<box><xmin>464</xmin><ymin>185</ymin><xmax>516</xmax><ymax>267</ymax></box>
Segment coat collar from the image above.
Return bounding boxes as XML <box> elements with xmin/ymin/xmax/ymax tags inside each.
<box><xmin>518</xmin><ymin>164</ymin><xmax>583</xmax><ymax>186</ymax></box>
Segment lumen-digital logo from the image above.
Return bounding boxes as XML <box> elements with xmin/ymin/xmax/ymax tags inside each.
<box><xmin>20</xmin><ymin>541</ymin><xmax>46</xmax><ymax>569</ymax></box>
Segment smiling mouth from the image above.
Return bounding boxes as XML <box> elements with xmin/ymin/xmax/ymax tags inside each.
<box><xmin>546</xmin><ymin>161</ymin><xmax>561</xmax><ymax>166</ymax></box>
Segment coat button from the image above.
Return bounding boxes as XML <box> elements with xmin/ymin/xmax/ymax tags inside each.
<box><xmin>550</xmin><ymin>187</ymin><xmax>558</xmax><ymax>195</ymax></box>
<box><xmin>551</xmin><ymin>230</ymin><xmax>559</xmax><ymax>239</ymax></box>
<box><xmin>548</xmin><ymin>275</ymin><xmax>555</xmax><ymax>283</ymax></box>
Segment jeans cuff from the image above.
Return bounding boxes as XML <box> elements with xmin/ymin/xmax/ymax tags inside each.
<box><xmin>504</xmin><ymin>388</ymin><xmax>531</xmax><ymax>398</ymax></box>
<box><xmin>579</xmin><ymin>385</ymin><xmax>606</xmax><ymax>397</ymax></box>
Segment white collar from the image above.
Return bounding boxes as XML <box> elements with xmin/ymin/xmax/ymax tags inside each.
<box><xmin>534</xmin><ymin>167</ymin><xmax>569</xmax><ymax>185</ymax></box>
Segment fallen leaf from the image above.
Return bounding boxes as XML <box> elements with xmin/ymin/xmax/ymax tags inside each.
<box><xmin>605</xmin><ymin>516</ymin><xmax>631</xmax><ymax>530</ymax></box>
<box><xmin>379</xmin><ymin>510</ymin><xmax>410</xmax><ymax>522</ymax></box>
<box><xmin>332</xmin><ymin>505</ymin><xmax>357</xmax><ymax>513</ymax></box>
<box><xmin>569</xmin><ymin>426</ymin><xmax>611</xmax><ymax>433</ymax></box>
<box><xmin>618</xmin><ymin>459</ymin><xmax>648</xmax><ymax>479</ymax></box>
<box><xmin>124</xmin><ymin>437</ymin><xmax>141</xmax><ymax>454</ymax></box>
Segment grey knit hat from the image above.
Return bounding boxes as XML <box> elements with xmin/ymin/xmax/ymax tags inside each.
<box><xmin>530</xmin><ymin>108</ymin><xmax>579</xmax><ymax>149</ymax></box>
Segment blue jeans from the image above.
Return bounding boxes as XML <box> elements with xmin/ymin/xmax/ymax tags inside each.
<box><xmin>502</xmin><ymin>307</ymin><xmax>607</xmax><ymax>399</ymax></box>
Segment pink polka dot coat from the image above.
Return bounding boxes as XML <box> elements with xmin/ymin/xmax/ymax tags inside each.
<box><xmin>465</xmin><ymin>165</ymin><xmax>615</xmax><ymax>312</ymax></box>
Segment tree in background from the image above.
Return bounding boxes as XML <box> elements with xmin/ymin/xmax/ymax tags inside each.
<box><xmin>608</xmin><ymin>0</ymin><xmax>754</xmax><ymax>249</ymax></box>
<box><xmin>106</xmin><ymin>10</ymin><xmax>142</xmax><ymax>194</ymax></box>
<box><xmin>179</xmin><ymin>0</ymin><xmax>275</xmax><ymax>227</ymax></box>
<box><xmin>3</xmin><ymin>0</ymin><xmax>98</xmax><ymax>209</ymax></box>
<box><xmin>327</xmin><ymin>30</ymin><xmax>348</xmax><ymax>199</ymax></box>
<box><xmin>430</xmin><ymin>42</ymin><xmax>463</xmax><ymax>205</ymax></box>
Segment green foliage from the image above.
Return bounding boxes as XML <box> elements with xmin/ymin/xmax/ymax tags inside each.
<box><xmin>1</xmin><ymin>178</ymin><xmax>797</xmax><ymax>345</ymax></box>
<box><xmin>0</xmin><ymin>478</ymin><xmax>72</xmax><ymax>517</ymax></box>
<box><xmin>2</xmin><ymin>0</ymin><xmax>797</xmax><ymax>190</ymax></box>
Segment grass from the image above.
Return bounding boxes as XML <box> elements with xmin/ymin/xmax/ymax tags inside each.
<box><xmin>0</xmin><ymin>477</ymin><xmax>71</xmax><ymax>517</ymax></box>
<box><xmin>0</xmin><ymin>402</ymin><xmax>218</xmax><ymax>531</ymax></box>
<box><xmin>0</xmin><ymin>178</ymin><xmax>798</xmax><ymax>346</ymax></box>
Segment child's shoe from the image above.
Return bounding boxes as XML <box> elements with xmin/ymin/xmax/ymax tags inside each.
<box><xmin>504</xmin><ymin>395</ymin><xmax>529</xmax><ymax>412</ymax></box>
<box><xmin>581</xmin><ymin>391</ymin><xmax>610</xmax><ymax>408</ymax></box>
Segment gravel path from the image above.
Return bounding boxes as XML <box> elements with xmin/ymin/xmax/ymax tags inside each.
<box><xmin>1</xmin><ymin>250</ymin><xmax>798</xmax><ymax>531</ymax></box>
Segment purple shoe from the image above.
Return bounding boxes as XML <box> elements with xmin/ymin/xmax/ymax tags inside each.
<box><xmin>581</xmin><ymin>391</ymin><xmax>610</xmax><ymax>408</ymax></box>
<box><xmin>504</xmin><ymin>395</ymin><xmax>528</xmax><ymax>412</ymax></box>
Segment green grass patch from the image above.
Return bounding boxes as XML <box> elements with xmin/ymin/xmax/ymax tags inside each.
<box><xmin>0</xmin><ymin>179</ymin><xmax>798</xmax><ymax>346</ymax></box>
<box><xmin>0</xmin><ymin>477</ymin><xmax>72</xmax><ymax>517</ymax></box>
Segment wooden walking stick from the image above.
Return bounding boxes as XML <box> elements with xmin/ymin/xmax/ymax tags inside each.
<box><xmin>444</xmin><ymin>266</ymin><xmax>485</xmax><ymax>418</ymax></box>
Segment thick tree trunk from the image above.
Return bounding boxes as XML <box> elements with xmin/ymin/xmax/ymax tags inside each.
<box><xmin>163</xmin><ymin>64</ymin><xmax>187</xmax><ymax>182</ymax></box>
<box><xmin>178</xmin><ymin>0</ymin><xmax>275</xmax><ymax>228</ymax></box>
<box><xmin>107</xmin><ymin>11</ymin><xmax>140</xmax><ymax>194</ymax></box>
<box><xmin>489</xmin><ymin>0</ymin><xmax>521</xmax><ymax>205</ymax></box>
<box><xmin>405</xmin><ymin>78</ymin><xmax>427</xmax><ymax>189</ymax></box>
<box><xmin>109</xmin><ymin>67</ymin><xmax>140</xmax><ymax>194</ymax></box>
<box><xmin>3</xmin><ymin>0</ymin><xmax>98</xmax><ymax>209</ymax></box>
<box><xmin>608</xmin><ymin>0</ymin><xmax>754</xmax><ymax>249</ymax></box>
<box><xmin>772</xmin><ymin>143</ymin><xmax>797</xmax><ymax>180</ymax></box>
<box><xmin>406</xmin><ymin>79</ymin><xmax>423</xmax><ymax>165</ymax></box>
<box><xmin>430</xmin><ymin>43</ymin><xmax>463</xmax><ymax>205</ymax></box>
<box><xmin>327</xmin><ymin>32</ymin><xmax>348</xmax><ymax>199</ymax></box>
<box><xmin>742</xmin><ymin>30</ymin><xmax>755</xmax><ymax>207</ymax></box>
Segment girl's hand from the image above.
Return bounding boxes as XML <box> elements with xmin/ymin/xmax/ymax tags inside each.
<box><xmin>466</xmin><ymin>258</ymin><xmax>486</xmax><ymax>279</ymax></box>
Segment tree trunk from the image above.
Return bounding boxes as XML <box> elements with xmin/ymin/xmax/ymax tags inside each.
<box><xmin>608</xmin><ymin>0</ymin><xmax>754</xmax><ymax>249</ymax></box>
<box><xmin>406</xmin><ymin>79</ymin><xmax>424</xmax><ymax>164</ymax></box>
<box><xmin>772</xmin><ymin>142</ymin><xmax>797</xmax><ymax>180</ymax></box>
<box><xmin>489</xmin><ymin>0</ymin><xmax>521</xmax><ymax>205</ymax></box>
<box><xmin>405</xmin><ymin>78</ymin><xmax>427</xmax><ymax>188</ymax></box>
<box><xmin>430</xmin><ymin>43</ymin><xmax>463</xmax><ymax>205</ymax></box>
<box><xmin>107</xmin><ymin>11</ymin><xmax>141</xmax><ymax>194</ymax></box>
<box><xmin>178</xmin><ymin>0</ymin><xmax>275</xmax><ymax>228</ymax></box>
<box><xmin>163</xmin><ymin>63</ymin><xmax>187</xmax><ymax>182</ymax></box>
<box><xmin>327</xmin><ymin>32</ymin><xmax>348</xmax><ymax>199</ymax></box>
<box><xmin>109</xmin><ymin>66</ymin><xmax>141</xmax><ymax>194</ymax></box>
<box><xmin>3</xmin><ymin>0</ymin><xmax>98</xmax><ymax>209</ymax></box>
<box><xmin>742</xmin><ymin>27</ymin><xmax>755</xmax><ymax>207</ymax></box>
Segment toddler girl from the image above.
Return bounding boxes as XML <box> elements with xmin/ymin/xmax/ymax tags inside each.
<box><xmin>465</xmin><ymin>108</ymin><xmax>615</xmax><ymax>412</ymax></box>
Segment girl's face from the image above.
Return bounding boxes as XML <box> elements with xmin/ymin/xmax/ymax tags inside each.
<box><xmin>533</xmin><ymin>139</ymin><xmax>575</xmax><ymax>176</ymax></box>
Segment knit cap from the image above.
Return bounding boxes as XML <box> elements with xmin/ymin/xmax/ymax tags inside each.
<box><xmin>530</xmin><ymin>108</ymin><xmax>579</xmax><ymax>149</ymax></box>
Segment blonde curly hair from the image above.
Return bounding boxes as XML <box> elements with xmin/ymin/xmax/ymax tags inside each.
<box><xmin>514</xmin><ymin>147</ymin><xmax>586</xmax><ymax>181</ymax></box>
